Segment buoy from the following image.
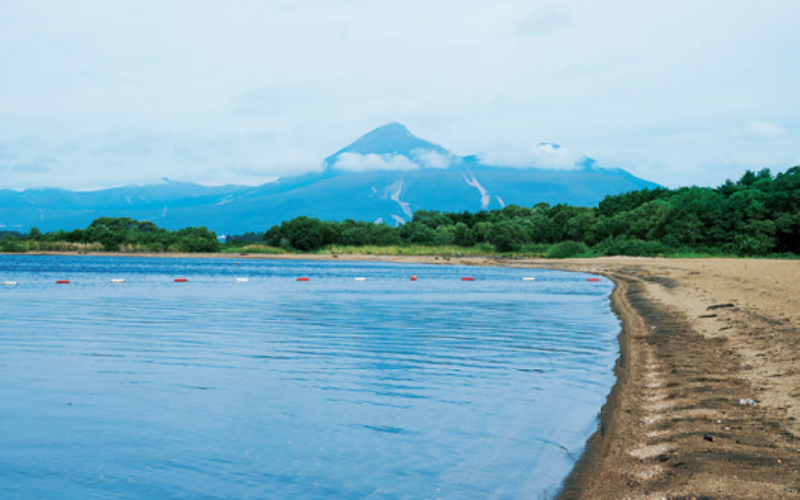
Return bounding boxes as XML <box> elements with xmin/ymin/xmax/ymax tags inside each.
<box><xmin>411</xmin><ymin>275</ymin><xmax>417</xmax><ymax>281</ymax></box>
<box><xmin>297</xmin><ymin>277</ymin><xmax>310</xmax><ymax>282</ymax></box>
<box><xmin>110</xmin><ymin>279</ymin><xmax>125</xmax><ymax>284</ymax></box>
<box><xmin>174</xmin><ymin>278</ymin><xmax>188</xmax><ymax>283</ymax></box>
<box><xmin>235</xmin><ymin>278</ymin><xmax>249</xmax><ymax>282</ymax></box>
<box><xmin>354</xmin><ymin>277</ymin><xmax>367</xmax><ymax>281</ymax></box>
<box><xmin>461</xmin><ymin>277</ymin><xmax>475</xmax><ymax>281</ymax></box>
<box><xmin>3</xmin><ymin>281</ymin><xmax>17</xmax><ymax>286</ymax></box>
<box><xmin>587</xmin><ymin>278</ymin><xmax>600</xmax><ymax>282</ymax></box>
<box><xmin>56</xmin><ymin>280</ymin><xmax>70</xmax><ymax>284</ymax></box>
<box><xmin>522</xmin><ymin>277</ymin><xmax>536</xmax><ymax>281</ymax></box>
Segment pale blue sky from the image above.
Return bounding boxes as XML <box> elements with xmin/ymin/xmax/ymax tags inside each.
<box><xmin>1</xmin><ymin>0</ymin><xmax>798</xmax><ymax>190</ymax></box>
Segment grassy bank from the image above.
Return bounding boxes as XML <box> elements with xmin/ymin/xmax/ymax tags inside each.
<box><xmin>218</xmin><ymin>241</ymin><xmax>798</xmax><ymax>260</ymax></box>
<box><xmin>5</xmin><ymin>239</ymin><xmax>798</xmax><ymax>260</ymax></box>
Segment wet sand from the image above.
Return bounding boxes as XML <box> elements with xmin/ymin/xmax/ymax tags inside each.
<box><xmin>8</xmin><ymin>252</ymin><xmax>800</xmax><ymax>498</ymax></box>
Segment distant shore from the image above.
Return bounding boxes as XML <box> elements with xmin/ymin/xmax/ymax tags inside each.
<box><xmin>4</xmin><ymin>252</ymin><xmax>798</xmax><ymax>498</ymax></box>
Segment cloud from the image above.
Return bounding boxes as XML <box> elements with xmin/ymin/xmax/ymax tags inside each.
<box><xmin>742</xmin><ymin>121</ymin><xmax>787</xmax><ymax>139</ymax></box>
<box><xmin>479</xmin><ymin>143</ymin><xmax>587</xmax><ymax>170</ymax></box>
<box><xmin>515</xmin><ymin>7</ymin><xmax>571</xmax><ymax>36</ymax></box>
<box><xmin>333</xmin><ymin>152</ymin><xmax>418</xmax><ymax>172</ymax></box>
<box><xmin>0</xmin><ymin>1</ymin><xmax>798</xmax><ymax>190</ymax></box>
<box><xmin>0</xmin><ymin>157</ymin><xmax>54</xmax><ymax>175</ymax></box>
<box><xmin>411</xmin><ymin>149</ymin><xmax>452</xmax><ymax>169</ymax></box>
<box><xmin>12</xmin><ymin>162</ymin><xmax>52</xmax><ymax>173</ymax></box>
<box><xmin>332</xmin><ymin>149</ymin><xmax>453</xmax><ymax>172</ymax></box>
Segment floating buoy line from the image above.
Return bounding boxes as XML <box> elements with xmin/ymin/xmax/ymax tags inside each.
<box><xmin>1</xmin><ymin>274</ymin><xmax>608</xmax><ymax>287</ymax></box>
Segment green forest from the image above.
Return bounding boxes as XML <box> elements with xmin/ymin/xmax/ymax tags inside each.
<box><xmin>256</xmin><ymin>167</ymin><xmax>800</xmax><ymax>258</ymax></box>
<box><xmin>2</xmin><ymin>166</ymin><xmax>799</xmax><ymax>258</ymax></box>
<box><xmin>0</xmin><ymin>218</ymin><xmax>220</xmax><ymax>253</ymax></box>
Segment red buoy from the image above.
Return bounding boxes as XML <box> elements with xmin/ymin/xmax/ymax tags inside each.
<box><xmin>411</xmin><ymin>275</ymin><xmax>417</xmax><ymax>281</ymax></box>
<box><xmin>174</xmin><ymin>278</ymin><xmax>188</xmax><ymax>283</ymax></box>
<box><xmin>587</xmin><ymin>278</ymin><xmax>600</xmax><ymax>282</ymax></box>
<box><xmin>56</xmin><ymin>280</ymin><xmax>70</xmax><ymax>284</ymax></box>
<box><xmin>297</xmin><ymin>277</ymin><xmax>310</xmax><ymax>282</ymax></box>
<box><xmin>461</xmin><ymin>277</ymin><xmax>475</xmax><ymax>281</ymax></box>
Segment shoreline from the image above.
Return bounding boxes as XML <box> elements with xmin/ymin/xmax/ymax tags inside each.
<box><xmin>3</xmin><ymin>252</ymin><xmax>798</xmax><ymax>497</ymax></box>
<box><xmin>531</xmin><ymin>258</ymin><xmax>800</xmax><ymax>499</ymax></box>
<box><xmin>554</xmin><ymin>271</ymin><xmax>634</xmax><ymax>500</ymax></box>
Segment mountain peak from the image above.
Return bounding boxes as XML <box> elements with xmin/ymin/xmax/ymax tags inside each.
<box><xmin>324</xmin><ymin>123</ymin><xmax>452</xmax><ymax>169</ymax></box>
<box><xmin>371</xmin><ymin>121</ymin><xmax>411</xmax><ymax>136</ymax></box>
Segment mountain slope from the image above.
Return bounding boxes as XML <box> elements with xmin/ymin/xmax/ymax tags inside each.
<box><xmin>325</xmin><ymin>122</ymin><xmax>451</xmax><ymax>167</ymax></box>
<box><xmin>0</xmin><ymin>124</ymin><xmax>660</xmax><ymax>234</ymax></box>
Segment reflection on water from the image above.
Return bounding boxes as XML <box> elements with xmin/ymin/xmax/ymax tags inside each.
<box><xmin>0</xmin><ymin>255</ymin><xmax>618</xmax><ymax>500</ymax></box>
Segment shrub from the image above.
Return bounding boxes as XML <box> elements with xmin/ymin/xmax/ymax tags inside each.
<box><xmin>1</xmin><ymin>234</ymin><xmax>26</xmax><ymax>253</ymax></box>
<box><xmin>546</xmin><ymin>241</ymin><xmax>591</xmax><ymax>259</ymax></box>
<box><xmin>599</xmin><ymin>238</ymin><xmax>669</xmax><ymax>257</ymax></box>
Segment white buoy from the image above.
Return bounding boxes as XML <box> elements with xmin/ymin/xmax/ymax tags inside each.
<box><xmin>110</xmin><ymin>279</ymin><xmax>125</xmax><ymax>283</ymax></box>
<box><xmin>3</xmin><ymin>281</ymin><xmax>17</xmax><ymax>286</ymax></box>
<box><xmin>236</xmin><ymin>278</ymin><xmax>249</xmax><ymax>282</ymax></box>
<box><xmin>522</xmin><ymin>277</ymin><xmax>536</xmax><ymax>281</ymax></box>
<box><xmin>354</xmin><ymin>277</ymin><xmax>367</xmax><ymax>281</ymax></box>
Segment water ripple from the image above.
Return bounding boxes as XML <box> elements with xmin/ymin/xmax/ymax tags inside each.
<box><xmin>0</xmin><ymin>255</ymin><xmax>619</xmax><ymax>500</ymax></box>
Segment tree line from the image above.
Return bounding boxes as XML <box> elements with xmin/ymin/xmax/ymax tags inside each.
<box><xmin>3</xmin><ymin>166</ymin><xmax>798</xmax><ymax>257</ymax></box>
<box><xmin>1</xmin><ymin>218</ymin><xmax>220</xmax><ymax>253</ymax></box>
<box><xmin>258</xmin><ymin>167</ymin><xmax>800</xmax><ymax>257</ymax></box>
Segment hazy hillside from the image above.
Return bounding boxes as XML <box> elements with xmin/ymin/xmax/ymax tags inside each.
<box><xmin>0</xmin><ymin>124</ymin><xmax>660</xmax><ymax>234</ymax></box>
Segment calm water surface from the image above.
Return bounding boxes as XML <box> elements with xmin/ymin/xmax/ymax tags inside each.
<box><xmin>0</xmin><ymin>255</ymin><xmax>619</xmax><ymax>499</ymax></box>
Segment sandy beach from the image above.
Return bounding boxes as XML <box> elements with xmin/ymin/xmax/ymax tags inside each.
<box><xmin>512</xmin><ymin>257</ymin><xmax>800</xmax><ymax>500</ymax></box>
<box><xmin>7</xmin><ymin>252</ymin><xmax>800</xmax><ymax>498</ymax></box>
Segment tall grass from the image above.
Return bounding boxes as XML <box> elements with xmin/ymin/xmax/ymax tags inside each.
<box><xmin>220</xmin><ymin>244</ymin><xmax>287</xmax><ymax>255</ymax></box>
<box><xmin>16</xmin><ymin>241</ymin><xmax>104</xmax><ymax>253</ymax></box>
<box><xmin>6</xmin><ymin>239</ymin><xmax>797</xmax><ymax>260</ymax></box>
<box><xmin>317</xmin><ymin>244</ymin><xmax>495</xmax><ymax>256</ymax></box>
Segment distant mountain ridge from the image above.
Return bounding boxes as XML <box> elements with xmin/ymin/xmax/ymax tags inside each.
<box><xmin>0</xmin><ymin>123</ymin><xmax>660</xmax><ymax>234</ymax></box>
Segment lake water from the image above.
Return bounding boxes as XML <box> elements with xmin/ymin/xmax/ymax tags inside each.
<box><xmin>0</xmin><ymin>255</ymin><xmax>619</xmax><ymax>500</ymax></box>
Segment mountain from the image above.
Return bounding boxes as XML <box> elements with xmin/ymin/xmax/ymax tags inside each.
<box><xmin>0</xmin><ymin>124</ymin><xmax>660</xmax><ymax>234</ymax></box>
<box><xmin>325</xmin><ymin>122</ymin><xmax>451</xmax><ymax>165</ymax></box>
